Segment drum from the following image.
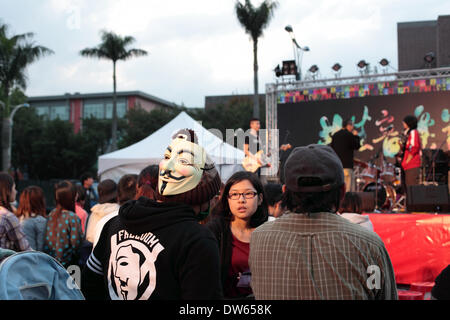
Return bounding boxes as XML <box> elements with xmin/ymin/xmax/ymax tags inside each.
<box><xmin>380</xmin><ymin>163</ymin><xmax>395</xmax><ymax>183</ymax></box>
<box><xmin>363</xmin><ymin>182</ymin><xmax>396</xmax><ymax>210</ymax></box>
<box><xmin>361</xmin><ymin>164</ymin><xmax>380</xmax><ymax>183</ymax></box>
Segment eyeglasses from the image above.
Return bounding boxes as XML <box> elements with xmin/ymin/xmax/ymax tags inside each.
<box><xmin>228</xmin><ymin>191</ymin><xmax>258</xmax><ymax>200</ymax></box>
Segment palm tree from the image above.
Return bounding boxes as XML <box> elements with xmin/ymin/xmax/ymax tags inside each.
<box><xmin>80</xmin><ymin>31</ymin><xmax>148</xmax><ymax>151</ymax></box>
<box><xmin>0</xmin><ymin>23</ymin><xmax>53</xmax><ymax>171</ymax></box>
<box><xmin>235</xmin><ymin>0</ymin><xmax>278</xmax><ymax>118</ymax></box>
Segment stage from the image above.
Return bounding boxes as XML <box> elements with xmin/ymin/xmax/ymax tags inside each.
<box><xmin>364</xmin><ymin>212</ymin><xmax>450</xmax><ymax>285</ymax></box>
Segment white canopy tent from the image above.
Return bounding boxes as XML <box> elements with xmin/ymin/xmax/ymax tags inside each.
<box><xmin>98</xmin><ymin>111</ymin><xmax>245</xmax><ymax>182</ymax></box>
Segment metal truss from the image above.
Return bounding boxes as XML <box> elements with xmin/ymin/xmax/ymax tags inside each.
<box><xmin>264</xmin><ymin>66</ymin><xmax>450</xmax><ymax>179</ymax></box>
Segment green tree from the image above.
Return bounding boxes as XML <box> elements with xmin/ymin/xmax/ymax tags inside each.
<box><xmin>119</xmin><ymin>106</ymin><xmax>182</xmax><ymax>148</ymax></box>
<box><xmin>80</xmin><ymin>31</ymin><xmax>148</xmax><ymax>152</ymax></box>
<box><xmin>235</xmin><ymin>0</ymin><xmax>278</xmax><ymax>119</ymax></box>
<box><xmin>0</xmin><ymin>23</ymin><xmax>53</xmax><ymax>171</ymax></box>
<box><xmin>11</xmin><ymin>105</ymin><xmax>45</xmax><ymax>178</ymax></box>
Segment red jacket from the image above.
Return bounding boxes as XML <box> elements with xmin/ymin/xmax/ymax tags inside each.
<box><xmin>401</xmin><ymin>129</ymin><xmax>421</xmax><ymax>170</ymax></box>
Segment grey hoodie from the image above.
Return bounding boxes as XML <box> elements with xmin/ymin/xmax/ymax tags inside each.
<box><xmin>339</xmin><ymin>213</ymin><xmax>374</xmax><ymax>231</ymax></box>
<box><xmin>85</xmin><ymin>203</ymin><xmax>120</xmax><ymax>243</ymax></box>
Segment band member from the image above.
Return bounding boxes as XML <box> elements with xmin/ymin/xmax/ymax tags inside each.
<box><xmin>401</xmin><ymin>115</ymin><xmax>422</xmax><ymax>189</ymax></box>
<box><xmin>330</xmin><ymin>119</ymin><xmax>361</xmax><ymax>192</ymax></box>
<box><xmin>243</xmin><ymin>118</ymin><xmax>264</xmax><ymax>176</ymax></box>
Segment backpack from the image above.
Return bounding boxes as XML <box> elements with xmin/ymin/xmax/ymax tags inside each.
<box><xmin>0</xmin><ymin>250</ymin><xmax>85</xmax><ymax>300</ymax></box>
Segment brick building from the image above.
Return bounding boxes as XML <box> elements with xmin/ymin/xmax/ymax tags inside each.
<box><xmin>27</xmin><ymin>91</ymin><xmax>177</xmax><ymax>133</ymax></box>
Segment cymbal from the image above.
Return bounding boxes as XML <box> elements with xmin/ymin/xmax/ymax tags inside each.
<box><xmin>354</xmin><ymin>158</ymin><xmax>368</xmax><ymax>168</ymax></box>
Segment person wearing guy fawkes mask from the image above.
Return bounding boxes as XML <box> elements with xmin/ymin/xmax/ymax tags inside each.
<box><xmin>82</xmin><ymin>129</ymin><xmax>223</xmax><ymax>300</ymax></box>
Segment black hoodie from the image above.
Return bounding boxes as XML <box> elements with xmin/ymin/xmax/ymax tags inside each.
<box><xmin>81</xmin><ymin>197</ymin><xmax>223</xmax><ymax>300</ymax></box>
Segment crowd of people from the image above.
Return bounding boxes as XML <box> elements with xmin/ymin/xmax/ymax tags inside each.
<box><xmin>0</xmin><ymin>122</ymin><xmax>448</xmax><ymax>300</ymax></box>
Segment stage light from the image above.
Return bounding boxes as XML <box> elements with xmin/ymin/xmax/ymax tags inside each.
<box><xmin>285</xmin><ymin>25</ymin><xmax>293</xmax><ymax>33</ymax></box>
<box><xmin>282</xmin><ymin>60</ymin><xmax>297</xmax><ymax>76</ymax></box>
<box><xmin>309</xmin><ymin>65</ymin><xmax>319</xmax><ymax>73</ymax></box>
<box><xmin>274</xmin><ymin>64</ymin><xmax>282</xmax><ymax>77</ymax></box>
<box><xmin>424</xmin><ymin>52</ymin><xmax>435</xmax><ymax>64</ymax></box>
<box><xmin>379</xmin><ymin>58</ymin><xmax>389</xmax><ymax>67</ymax></box>
<box><xmin>357</xmin><ymin>60</ymin><xmax>368</xmax><ymax>69</ymax></box>
<box><xmin>332</xmin><ymin>63</ymin><xmax>342</xmax><ymax>72</ymax></box>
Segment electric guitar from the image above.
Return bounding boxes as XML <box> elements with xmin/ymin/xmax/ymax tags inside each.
<box><xmin>242</xmin><ymin>150</ymin><xmax>271</xmax><ymax>172</ymax></box>
<box><xmin>242</xmin><ymin>144</ymin><xmax>292</xmax><ymax>173</ymax></box>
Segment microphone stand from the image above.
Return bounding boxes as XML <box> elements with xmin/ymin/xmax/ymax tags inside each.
<box><xmin>426</xmin><ymin>139</ymin><xmax>448</xmax><ymax>185</ymax></box>
<box><xmin>375</xmin><ymin>149</ymin><xmax>383</xmax><ymax>212</ymax></box>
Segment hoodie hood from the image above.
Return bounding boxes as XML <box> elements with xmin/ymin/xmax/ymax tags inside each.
<box><xmin>90</xmin><ymin>203</ymin><xmax>120</xmax><ymax>219</ymax></box>
<box><xmin>118</xmin><ymin>196</ymin><xmax>197</xmax><ymax>233</ymax></box>
<box><xmin>340</xmin><ymin>213</ymin><xmax>374</xmax><ymax>231</ymax></box>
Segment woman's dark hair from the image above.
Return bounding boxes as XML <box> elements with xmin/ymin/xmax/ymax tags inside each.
<box><xmin>282</xmin><ymin>177</ymin><xmax>343</xmax><ymax>214</ymax></box>
<box><xmin>118</xmin><ymin>174</ymin><xmax>138</xmax><ymax>205</ymax></box>
<box><xmin>0</xmin><ymin>172</ymin><xmax>14</xmax><ymax>212</ymax></box>
<box><xmin>54</xmin><ymin>180</ymin><xmax>76</xmax><ymax>214</ymax></box>
<box><xmin>79</xmin><ymin>172</ymin><xmax>94</xmax><ymax>184</ymax></box>
<box><xmin>75</xmin><ymin>184</ymin><xmax>86</xmax><ymax>203</ymax></box>
<box><xmin>219</xmin><ymin>171</ymin><xmax>268</xmax><ymax>228</ymax></box>
<box><xmin>16</xmin><ymin>186</ymin><xmax>47</xmax><ymax>219</ymax></box>
<box><xmin>339</xmin><ymin>192</ymin><xmax>363</xmax><ymax>214</ymax></box>
<box><xmin>136</xmin><ymin>165</ymin><xmax>159</xmax><ymax>200</ymax></box>
<box><xmin>264</xmin><ymin>183</ymin><xmax>283</xmax><ymax>206</ymax></box>
<box><xmin>403</xmin><ymin>115</ymin><xmax>418</xmax><ymax>131</ymax></box>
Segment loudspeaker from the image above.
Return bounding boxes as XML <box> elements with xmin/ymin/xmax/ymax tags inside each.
<box><xmin>406</xmin><ymin>185</ymin><xmax>450</xmax><ymax>212</ymax></box>
<box><xmin>355</xmin><ymin>191</ymin><xmax>375</xmax><ymax>212</ymax></box>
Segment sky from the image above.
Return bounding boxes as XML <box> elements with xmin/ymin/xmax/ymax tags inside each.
<box><xmin>1</xmin><ymin>0</ymin><xmax>449</xmax><ymax>108</ymax></box>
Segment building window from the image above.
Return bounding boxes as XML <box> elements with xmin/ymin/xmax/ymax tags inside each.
<box><xmin>106</xmin><ymin>101</ymin><xmax>126</xmax><ymax>119</ymax></box>
<box><xmin>50</xmin><ymin>105</ymin><xmax>70</xmax><ymax>120</ymax></box>
<box><xmin>35</xmin><ymin>106</ymin><xmax>50</xmax><ymax>119</ymax></box>
<box><xmin>84</xmin><ymin>98</ymin><xmax>127</xmax><ymax>119</ymax></box>
<box><xmin>84</xmin><ymin>102</ymin><xmax>104</xmax><ymax>119</ymax></box>
<box><xmin>31</xmin><ymin>101</ymin><xmax>68</xmax><ymax>120</ymax></box>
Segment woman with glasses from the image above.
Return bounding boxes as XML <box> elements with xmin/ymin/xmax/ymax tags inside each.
<box><xmin>206</xmin><ymin>171</ymin><xmax>268</xmax><ymax>299</ymax></box>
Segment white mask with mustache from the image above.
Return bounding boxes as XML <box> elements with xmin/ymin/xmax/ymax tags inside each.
<box><xmin>158</xmin><ymin>136</ymin><xmax>206</xmax><ymax>196</ymax></box>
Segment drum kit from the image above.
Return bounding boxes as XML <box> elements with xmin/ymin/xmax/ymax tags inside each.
<box><xmin>354</xmin><ymin>158</ymin><xmax>405</xmax><ymax>212</ymax></box>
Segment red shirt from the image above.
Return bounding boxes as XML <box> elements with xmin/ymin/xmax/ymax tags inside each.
<box><xmin>402</xmin><ymin>129</ymin><xmax>422</xmax><ymax>171</ymax></box>
<box><xmin>225</xmin><ymin>234</ymin><xmax>253</xmax><ymax>298</ymax></box>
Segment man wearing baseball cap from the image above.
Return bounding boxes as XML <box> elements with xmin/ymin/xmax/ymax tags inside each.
<box><xmin>249</xmin><ymin>144</ymin><xmax>397</xmax><ymax>300</ymax></box>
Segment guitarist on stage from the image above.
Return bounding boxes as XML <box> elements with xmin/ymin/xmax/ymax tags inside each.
<box><xmin>400</xmin><ymin>115</ymin><xmax>422</xmax><ymax>189</ymax></box>
<box><xmin>243</xmin><ymin>118</ymin><xmax>267</xmax><ymax>177</ymax></box>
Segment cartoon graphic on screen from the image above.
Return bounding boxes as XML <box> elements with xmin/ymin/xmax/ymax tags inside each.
<box><xmin>318</xmin><ymin>113</ymin><xmax>342</xmax><ymax>145</ymax></box>
<box><xmin>353</xmin><ymin>106</ymin><xmax>373</xmax><ymax>152</ymax></box>
<box><xmin>108</xmin><ymin>230</ymin><xmax>164</xmax><ymax>300</ymax></box>
<box><xmin>441</xmin><ymin>108</ymin><xmax>450</xmax><ymax>149</ymax></box>
<box><xmin>371</xmin><ymin>109</ymin><xmax>401</xmax><ymax>158</ymax></box>
<box><xmin>318</xmin><ymin>106</ymin><xmax>372</xmax><ymax>151</ymax></box>
<box><xmin>415</xmin><ymin>105</ymin><xmax>435</xmax><ymax>149</ymax></box>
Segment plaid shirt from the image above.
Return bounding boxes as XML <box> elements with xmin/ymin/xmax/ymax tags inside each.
<box><xmin>249</xmin><ymin>212</ymin><xmax>398</xmax><ymax>300</ymax></box>
<box><xmin>0</xmin><ymin>207</ymin><xmax>31</xmax><ymax>252</ymax></box>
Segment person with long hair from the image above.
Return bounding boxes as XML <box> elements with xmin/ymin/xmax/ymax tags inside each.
<box><xmin>206</xmin><ymin>171</ymin><xmax>268</xmax><ymax>299</ymax></box>
<box><xmin>135</xmin><ymin>165</ymin><xmax>159</xmax><ymax>200</ymax></box>
<box><xmin>75</xmin><ymin>184</ymin><xmax>88</xmax><ymax>234</ymax></box>
<box><xmin>44</xmin><ymin>180</ymin><xmax>83</xmax><ymax>267</ymax></box>
<box><xmin>338</xmin><ymin>192</ymin><xmax>373</xmax><ymax>231</ymax></box>
<box><xmin>0</xmin><ymin>172</ymin><xmax>30</xmax><ymax>252</ymax></box>
<box><xmin>16</xmin><ymin>186</ymin><xmax>48</xmax><ymax>251</ymax></box>
<box><xmin>401</xmin><ymin>115</ymin><xmax>422</xmax><ymax>189</ymax></box>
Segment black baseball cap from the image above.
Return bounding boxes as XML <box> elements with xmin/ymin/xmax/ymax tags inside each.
<box><xmin>284</xmin><ymin>144</ymin><xmax>344</xmax><ymax>193</ymax></box>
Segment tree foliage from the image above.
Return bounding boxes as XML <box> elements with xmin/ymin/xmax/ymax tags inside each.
<box><xmin>80</xmin><ymin>30</ymin><xmax>148</xmax><ymax>151</ymax></box>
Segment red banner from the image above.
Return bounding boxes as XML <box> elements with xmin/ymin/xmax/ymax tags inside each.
<box><xmin>366</xmin><ymin>213</ymin><xmax>450</xmax><ymax>284</ymax></box>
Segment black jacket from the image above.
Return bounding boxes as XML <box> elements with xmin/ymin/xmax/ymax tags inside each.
<box><xmin>330</xmin><ymin>129</ymin><xmax>361</xmax><ymax>168</ymax></box>
<box><xmin>81</xmin><ymin>197</ymin><xmax>223</xmax><ymax>300</ymax></box>
<box><xmin>205</xmin><ymin>216</ymin><xmax>232</xmax><ymax>295</ymax></box>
